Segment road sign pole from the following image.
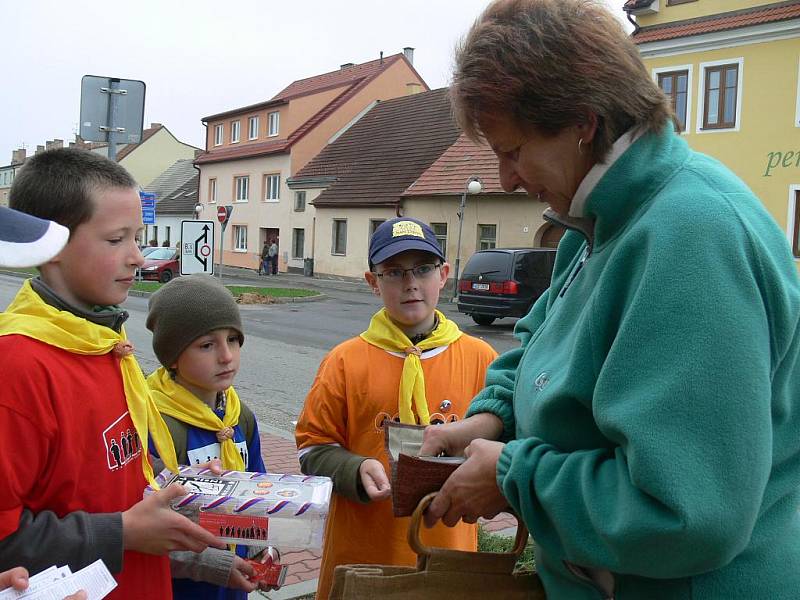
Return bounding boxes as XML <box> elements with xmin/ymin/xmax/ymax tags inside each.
<box><xmin>107</xmin><ymin>79</ymin><xmax>120</xmax><ymax>162</ymax></box>
<box><xmin>219</xmin><ymin>222</ymin><xmax>227</xmax><ymax>282</ymax></box>
<box><xmin>216</xmin><ymin>205</ymin><xmax>232</xmax><ymax>283</ymax></box>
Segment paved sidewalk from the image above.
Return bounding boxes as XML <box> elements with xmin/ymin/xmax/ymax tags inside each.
<box><xmin>251</xmin><ymin>425</ymin><xmax>520</xmax><ymax>600</ymax></box>
<box><xmin>252</xmin><ymin>426</ymin><xmax>321</xmax><ymax>600</ymax></box>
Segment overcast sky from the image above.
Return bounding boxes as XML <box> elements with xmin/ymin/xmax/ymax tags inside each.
<box><xmin>2</xmin><ymin>0</ymin><xmax>629</xmax><ymax>164</ymax></box>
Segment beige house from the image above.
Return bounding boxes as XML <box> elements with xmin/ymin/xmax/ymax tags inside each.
<box><xmin>194</xmin><ymin>49</ymin><xmax>428</xmax><ymax>272</ymax></box>
<box><xmin>115</xmin><ymin>124</ymin><xmax>200</xmax><ymax>189</ymax></box>
<box><xmin>73</xmin><ymin>124</ymin><xmax>200</xmax><ymax>189</ymax></box>
<box><xmin>289</xmin><ymin>89</ymin><xmax>562</xmax><ymax>281</ymax></box>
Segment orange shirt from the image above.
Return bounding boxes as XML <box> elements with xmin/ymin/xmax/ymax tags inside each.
<box><xmin>296</xmin><ymin>334</ymin><xmax>497</xmax><ymax>599</ymax></box>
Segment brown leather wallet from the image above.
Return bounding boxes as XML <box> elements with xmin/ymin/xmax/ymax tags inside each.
<box><xmin>384</xmin><ymin>421</ymin><xmax>465</xmax><ymax>517</ymax></box>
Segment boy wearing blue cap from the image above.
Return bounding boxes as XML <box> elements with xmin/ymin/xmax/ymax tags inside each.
<box><xmin>295</xmin><ymin>217</ymin><xmax>497</xmax><ymax>599</ymax></box>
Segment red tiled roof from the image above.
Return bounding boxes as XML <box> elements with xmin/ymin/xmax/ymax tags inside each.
<box><xmin>195</xmin><ymin>53</ymin><xmax>428</xmax><ymax>166</ymax></box>
<box><xmin>273</xmin><ymin>54</ymin><xmax>403</xmax><ymax>100</ymax></box>
<box><xmin>291</xmin><ymin>88</ymin><xmax>461</xmax><ymax>207</ymax></box>
<box><xmin>194</xmin><ymin>138</ymin><xmax>290</xmax><ymax>165</ymax></box>
<box><xmin>631</xmin><ymin>0</ymin><xmax>800</xmax><ymax>44</ymax></box>
<box><xmin>404</xmin><ymin>133</ymin><xmax>523</xmax><ymax>197</ymax></box>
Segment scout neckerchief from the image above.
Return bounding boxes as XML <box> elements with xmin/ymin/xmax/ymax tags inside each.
<box><xmin>0</xmin><ymin>279</ymin><xmax>178</xmax><ymax>486</ymax></box>
<box><xmin>148</xmin><ymin>367</ymin><xmax>245</xmax><ymax>471</ymax></box>
<box><xmin>360</xmin><ymin>308</ymin><xmax>461</xmax><ymax>424</ymax></box>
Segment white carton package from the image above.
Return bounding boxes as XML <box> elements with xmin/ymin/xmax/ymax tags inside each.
<box><xmin>145</xmin><ymin>466</ymin><xmax>332</xmax><ymax>550</ymax></box>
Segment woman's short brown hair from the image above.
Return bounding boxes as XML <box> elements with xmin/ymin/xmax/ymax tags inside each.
<box><xmin>451</xmin><ymin>0</ymin><xmax>672</xmax><ymax>163</ymax></box>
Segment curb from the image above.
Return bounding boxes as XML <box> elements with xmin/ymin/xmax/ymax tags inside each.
<box><xmin>125</xmin><ymin>287</ymin><xmax>326</xmax><ymax>304</ymax></box>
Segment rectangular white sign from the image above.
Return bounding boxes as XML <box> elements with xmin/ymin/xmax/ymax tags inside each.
<box><xmin>180</xmin><ymin>220</ymin><xmax>215</xmax><ymax>275</ymax></box>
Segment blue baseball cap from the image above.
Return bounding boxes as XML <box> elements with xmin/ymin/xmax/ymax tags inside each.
<box><xmin>0</xmin><ymin>206</ymin><xmax>69</xmax><ymax>268</ymax></box>
<box><xmin>369</xmin><ymin>217</ymin><xmax>445</xmax><ymax>267</ymax></box>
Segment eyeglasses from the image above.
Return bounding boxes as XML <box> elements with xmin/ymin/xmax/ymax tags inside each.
<box><xmin>373</xmin><ymin>263</ymin><xmax>442</xmax><ymax>283</ymax></box>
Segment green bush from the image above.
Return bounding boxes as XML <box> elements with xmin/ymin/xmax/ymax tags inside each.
<box><xmin>478</xmin><ymin>525</ymin><xmax>536</xmax><ymax>573</ymax></box>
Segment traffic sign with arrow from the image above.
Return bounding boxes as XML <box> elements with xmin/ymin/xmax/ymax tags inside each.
<box><xmin>180</xmin><ymin>220</ymin><xmax>215</xmax><ymax>275</ymax></box>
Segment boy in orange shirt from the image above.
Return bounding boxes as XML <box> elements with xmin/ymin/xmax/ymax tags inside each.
<box><xmin>295</xmin><ymin>217</ymin><xmax>497</xmax><ymax>598</ymax></box>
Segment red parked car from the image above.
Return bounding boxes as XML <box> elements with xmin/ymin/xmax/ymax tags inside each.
<box><xmin>138</xmin><ymin>247</ymin><xmax>179</xmax><ymax>283</ymax></box>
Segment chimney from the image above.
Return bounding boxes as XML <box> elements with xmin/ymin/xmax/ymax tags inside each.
<box><xmin>45</xmin><ymin>140</ymin><xmax>55</xmax><ymax>151</ymax></box>
<box><xmin>403</xmin><ymin>47</ymin><xmax>415</xmax><ymax>65</ymax></box>
<box><xmin>53</xmin><ymin>138</ymin><xmax>63</xmax><ymax>149</ymax></box>
<box><xmin>149</xmin><ymin>122</ymin><xmax>162</xmax><ymax>130</ymax></box>
<box><xmin>379</xmin><ymin>51</ymin><xmax>384</xmax><ymax>65</ymax></box>
<box><xmin>36</xmin><ymin>145</ymin><xmax>45</xmax><ymax>155</ymax></box>
<box><xmin>340</xmin><ymin>62</ymin><xmax>355</xmax><ymax>70</ymax></box>
<box><xmin>11</xmin><ymin>148</ymin><xmax>26</xmax><ymax>165</ymax></box>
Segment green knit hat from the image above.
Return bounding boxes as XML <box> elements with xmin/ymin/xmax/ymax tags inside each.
<box><xmin>146</xmin><ymin>275</ymin><xmax>244</xmax><ymax>369</ymax></box>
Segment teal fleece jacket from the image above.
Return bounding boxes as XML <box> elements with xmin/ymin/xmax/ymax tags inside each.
<box><xmin>468</xmin><ymin>126</ymin><xmax>800</xmax><ymax>599</ymax></box>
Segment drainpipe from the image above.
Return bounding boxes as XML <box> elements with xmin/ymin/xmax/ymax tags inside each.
<box><xmin>625</xmin><ymin>10</ymin><xmax>640</xmax><ymax>35</ymax></box>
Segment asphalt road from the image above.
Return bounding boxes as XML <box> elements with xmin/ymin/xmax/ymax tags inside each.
<box><xmin>0</xmin><ymin>273</ymin><xmax>521</xmax><ymax>434</ymax></box>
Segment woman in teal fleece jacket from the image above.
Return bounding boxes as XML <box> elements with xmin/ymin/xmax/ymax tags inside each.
<box><xmin>421</xmin><ymin>1</ymin><xmax>800</xmax><ymax>598</ymax></box>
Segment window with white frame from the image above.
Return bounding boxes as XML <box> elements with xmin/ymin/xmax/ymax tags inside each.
<box><xmin>789</xmin><ymin>187</ymin><xmax>800</xmax><ymax>259</ymax></box>
<box><xmin>208</xmin><ymin>178</ymin><xmax>217</xmax><ymax>203</ymax></box>
<box><xmin>214</xmin><ymin>124</ymin><xmax>223</xmax><ymax>146</ymax></box>
<box><xmin>795</xmin><ymin>55</ymin><xmax>800</xmax><ymax>127</ymax></box>
<box><xmin>478</xmin><ymin>224</ymin><xmax>497</xmax><ymax>250</ymax></box>
<box><xmin>332</xmin><ymin>219</ymin><xmax>347</xmax><ymax>255</ymax></box>
<box><xmin>369</xmin><ymin>219</ymin><xmax>385</xmax><ymax>237</ymax></box>
<box><xmin>231</xmin><ymin>120</ymin><xmax>241</xmax><ymax>143</ymax></box>
<box><xmin>294</xmin><ymin>191</ymin><xmax>306</xmax><ymax>212</ymax></box>
<box><xmin>233</xmin><ymin>225</ymin><xmax>247</xmax><ymax>252</ymax></box>
<box><xmin>697</xmin><ymin>58</ymin><xmax>743</xmax><ymax>132</ymax></box>
<box><xmin>264</xmin><ymin>173</ymin><xmax>280</xmax><ymax>201</ymax></box>
<box><xmin>431</xmin><ymin>223</ymin><xmax>448</xmax><ymax>259</ymax></box>
<box><xmin>234</xmin><ymin>176</ymin><xmax>249</xmax><ymax>202</ymax></box>
<box><xmin>292</xmin><ymin>228</ymin><xmax>305</xmax><ymax>259</ymax></box>
<box><xmin>248</xmin><ymin>116</ymin><xmax>259</xmax><ymax>140</ymax></box>
<box><xmin>657</xmin><ymin>69</ymin><xmax>689</xmax><ymax>132</ymax></box>
<box><xmin>268</xmin><ymin>112</ymin><xmax>280</xmax><ymax>136</ymax></box>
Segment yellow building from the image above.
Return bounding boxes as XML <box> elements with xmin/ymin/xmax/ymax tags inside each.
<box><xmin>625</xmin><ymin>0</ymin><xmax>800</xmax><ymax>258</ymax></box>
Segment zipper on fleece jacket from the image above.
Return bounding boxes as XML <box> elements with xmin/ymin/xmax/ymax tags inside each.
<box><xmin>542</xmin><ymin>209</ymin><xmax>594</xmax><ymax>298</ymax></box>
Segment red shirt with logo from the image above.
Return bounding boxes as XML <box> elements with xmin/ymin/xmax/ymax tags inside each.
<box><xmin>0</xmin><ymin>335</ymin><xmax>171</xmax><ymax>599</ymax></box>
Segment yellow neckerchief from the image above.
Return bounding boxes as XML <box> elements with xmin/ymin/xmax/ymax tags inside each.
<box><xmin>0</xmin><ymin>280</ymin><xmax>178</xmax><ymax>486</ymax></box>
<box><xmin>148</xmin><ymin>367</ymin><xmax>245</xmax><ymax>471</ymax></box>
<box><xmin>360</xmin><ymin>308</ymin><xmax>461</xmax><ymax>424</ymax></box>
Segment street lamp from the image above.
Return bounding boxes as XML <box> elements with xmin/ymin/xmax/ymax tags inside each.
<box><xmin>452</xmin><ymin>176</ymin><xmax>483</xmax><ymax>301</ymax></box>
<box><xmin>194</xmin><ymin>203</ymin><xmax>203</xmax><ymax>220</ymax></box>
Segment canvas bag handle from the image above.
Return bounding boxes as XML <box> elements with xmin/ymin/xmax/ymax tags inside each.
<box><xmin>409</xmin><ymin>492</ymin><xmax>529</xmax><ymax>559</ymax></box>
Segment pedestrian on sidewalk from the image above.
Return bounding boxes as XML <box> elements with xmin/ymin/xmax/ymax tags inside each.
<box><xmin>421</xmin><ymin>1</ymin><xmax>800</xmax><ymax>599</ymax></box>
<box><xmin>295</xmin><ymin>217</ymin><xmax>497</xmax><ymax>599</ymax></box>
<box><xmin>146</xmin><ymin>274</ymin><xmax>279</xmax><ymax>600</ymax></box>
<box><xmin>268</xmin><ymin>237</ymin><xmax>279</xmax><ymax>275</ymax></box>
<box><xmin>259</xmin><ymin>240</ymin><xmax>269</xmax><ymax>276</ymax></box>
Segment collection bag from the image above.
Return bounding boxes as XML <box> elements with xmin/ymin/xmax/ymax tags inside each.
<box><xmin>329</xmin><ymin>493</ymin><xmax>546</xmax><ymax>599</ymax></box>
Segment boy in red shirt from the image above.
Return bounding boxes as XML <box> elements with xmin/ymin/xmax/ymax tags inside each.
<box><xmin>0</xmin><ymin>148</ymin><xmax>224</xmax><ymax>598</ymax></box>
<box><xmin>295</xmin><ymin>217</ymin><xmax>497</xmax><ymax>598</ymax></box>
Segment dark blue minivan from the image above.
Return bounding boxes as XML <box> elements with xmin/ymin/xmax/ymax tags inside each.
<box><xmin>457</xmin><ymin>248</ymin><xmax>557</xmax><ymax>326</ymax></box>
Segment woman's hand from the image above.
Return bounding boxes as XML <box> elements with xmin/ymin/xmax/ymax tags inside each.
<box><xmin>359</xmin><ymin>458</ymin><xmax>391</xmax><ymax>501</ymax></box>
<box><xmin>424</xmin><ymin>438</ymin><xmax>509</xmax><ymax>528</ymax></box>
<box><xmin>419</xmin><ymin>413</ymin><xmax>504</xmax><ymax>458</ymax></box>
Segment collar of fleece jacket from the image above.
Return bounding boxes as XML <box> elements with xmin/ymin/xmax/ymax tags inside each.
<box><xmin>583</xmin><ymin>124</ymin><xmax>689</xmax><ymax>252</ymax></box>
